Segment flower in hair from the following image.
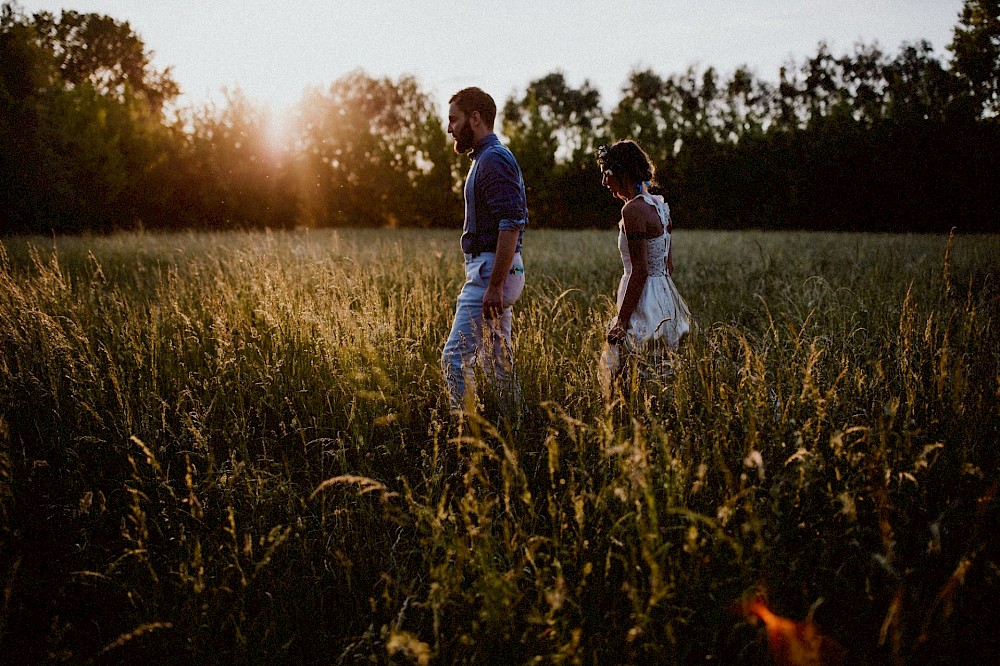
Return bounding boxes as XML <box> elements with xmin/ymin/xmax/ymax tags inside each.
<box><xmin>596</xmin><ymin>144</ymin><xmax>623</xmax><ymax>175</ymax></box>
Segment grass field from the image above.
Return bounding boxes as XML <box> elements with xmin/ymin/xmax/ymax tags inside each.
<box><xmin>1</xmin><ymin>228</ymin><xmax>997</xmax><ymax>664</ymax></box>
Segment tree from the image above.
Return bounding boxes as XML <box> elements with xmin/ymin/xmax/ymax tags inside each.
<box><xmin>0</xmin><ymin>3</ymin><xmax>55</xmax><ymax>102</ymax></box>
<box><xmin>801</xmin><ymin>43</ymin><xmax>850</xmax><ymax>122</ymax></box>
<box><xmin>884</xmin><ymin>41</ymin><xmax>966</xmax><ymax>123</ymax></box>
<box><xmin>949</xmin><ymin>0</ymin><xmax>1000</xmax><ymax>117</ymax></box>
<box><xmin>503</xmin><ymin>72</ymin><xmax>603</xmax><ymax>164</ymax></box>
<box><xmin>720</xmin><ymin>66</ymin><xmax>774</xmax><ymax>141</ymax></box>
<box><xmin>609</xmin><ymin>69</ymin><xmax>679</xmax><ymax>168</ymax></box>
<box><xmin>1</xmin><ymin>4</ymin><xmax>54</xmax><ymax>231</ymax></box>
<box><xmin>174</xmin><ymin>88</ymin><xmax>298</xmax><ymax>229</ymax></box>
<box><xmin>293</xmin><ymin>71</ymin><xmax>456</xmax><ymax>228</ymax></box>
<box><xmin>837</xmin><ymin>42</ymin><xmax>889</xmax><ymax>124</ymax></box>
<box><xmin>1</xmin><ymin>2</ymin><xmax>182</xmax><ymax>232</ymax></box>
<box><xmin>502</xmin><ymin>72</ymin><xmax>606</xmax><ymax>228</ymax></box>
<box><xmin>28</xmin><ymin>7</ymin><xmax>178</xmax><ymax>113</ymax></box>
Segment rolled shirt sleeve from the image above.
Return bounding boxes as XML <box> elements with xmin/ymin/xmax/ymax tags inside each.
<box><xmin>478</xmin><ymin>151</ymin><xmax>527</xmax><ymax>232</ymax></box>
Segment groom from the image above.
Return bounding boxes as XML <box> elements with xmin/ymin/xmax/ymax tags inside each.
<box><xmin>441</xmin><ymin>87</ymin><xmax>528</xmax><ymax>413</ymax></box>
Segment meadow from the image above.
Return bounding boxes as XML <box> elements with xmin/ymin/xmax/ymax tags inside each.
<box><xmin>0</xmin><ymin>228</ymin><xmax>997</xmax><ymax>664</ymax></box>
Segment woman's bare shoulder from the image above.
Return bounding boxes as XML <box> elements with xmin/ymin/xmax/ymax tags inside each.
<box><xmin>621</xmin><ymin>199</ymin><xmax>647</xmax><ymax>231</ymax></box>
<box><xmin>622</xmin><ymin>197</ymin><xmax>660</xmax><ymax>231</ymax></box>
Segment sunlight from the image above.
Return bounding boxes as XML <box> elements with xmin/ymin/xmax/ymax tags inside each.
<box><xmin>261</xmin><ymin>104</ymin><xmax>297</xmax><ymax>162</ymax></box>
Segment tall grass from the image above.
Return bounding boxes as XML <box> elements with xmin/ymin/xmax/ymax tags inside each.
<box><xmin>0</xmin><ymin>228</ymin><xmax>997</xmax><ymax>664</ymax></box>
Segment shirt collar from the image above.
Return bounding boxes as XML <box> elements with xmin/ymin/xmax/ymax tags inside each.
<box><xmin>470</xmin><ymin>133</ymin><xmax>500</xmax><ymax>159</ymax></box>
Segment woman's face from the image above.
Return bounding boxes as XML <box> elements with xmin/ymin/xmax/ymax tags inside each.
<box><xmin>602</xmin><ymin>168</ymin><xmax>628</xmax><ymax>201</ymax></box>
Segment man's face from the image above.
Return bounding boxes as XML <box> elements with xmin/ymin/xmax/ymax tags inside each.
<box><xmin>448</xmin><ymin>103</ymin><xmax>476</xmax><ymax>154</ymax></box>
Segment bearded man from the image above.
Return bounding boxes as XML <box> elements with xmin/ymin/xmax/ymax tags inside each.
<box><xmin>441</xmin><ymin>87</ymin><xmax>528</xmax><ymax>414</ymax></box>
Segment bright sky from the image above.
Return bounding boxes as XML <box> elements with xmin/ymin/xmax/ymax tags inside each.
<box><xmin>19</xmin><ymin>0</ymin><xmax>966</xmax><ymax>117</ymax></box>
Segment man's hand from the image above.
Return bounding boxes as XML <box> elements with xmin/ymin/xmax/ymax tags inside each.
<box><xmin>483</xmin><ymin>284</ymin><xmax>505</xmax><ymax>319</ymax></box>
<box><xmin>483</xmin><ymin>229</ymin><xmax>519</xmax><ymax>320</ymax></box>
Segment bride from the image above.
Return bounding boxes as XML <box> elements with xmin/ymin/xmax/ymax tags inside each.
<box><xmin>596</xmin><ymin>140</ymin><xmax>692</xmax><ymax>395</ymax></box>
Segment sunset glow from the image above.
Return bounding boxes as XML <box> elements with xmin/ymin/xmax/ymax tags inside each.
<box><xmin>261</xmin><ymin>106</ymin><xmax>297</xmax><ymax>161</ymax></box>
<box><xmin>18</xmin><ymin>0</ymin><xmax>963</xmax><ymax>113</ymax></box>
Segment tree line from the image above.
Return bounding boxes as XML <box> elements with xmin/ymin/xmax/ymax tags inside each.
<box><xmin>2</xmin><ymin>0</ymin><xmax>998</xmax><ymax>235</ymax></box>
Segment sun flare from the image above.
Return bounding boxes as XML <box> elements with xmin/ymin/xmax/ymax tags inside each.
<box><xmin>261</xmin><ymin>105</ymin><xmax>298</xmax><ymax>160</ymax></box>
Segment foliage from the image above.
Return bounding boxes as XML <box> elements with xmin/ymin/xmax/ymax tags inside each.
<box><xmin>949</xmin><ymin>0</ymin><xmax>1000</xmax><ymax>116</ymax></box>
<box><xmin>502</xmin><ymin>72</ymin><xmax>614</xmax><ymax>229</ymax></box>
<box><xmin>28</xmin><ymin>7</ymin><xmax>179</xmax><ymax>112</ymax></box>
<box><xmin>294</xmin><ymin>71</ymin><xmax>459</xmax><ymax>228</ymax></box>
<box><xmin>1</xmin><ymin>1</ymin><xmax>999</xmax><ymax>235</ymax></box>
<box><xmin>0</xmin><ymin>228</ymin><xmax>997</xmax><ymax>664</ymax></box>
<box><xmin>0</xmin><ymin>2</ymin><xmax>180</xmax><ymax>233</ymax></box>
<box><xmin>176</xmin><ymin>88</ymin><xmax>299</xmax><ymax>230</ymax></box>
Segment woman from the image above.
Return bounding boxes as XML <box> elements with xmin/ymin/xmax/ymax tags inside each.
<box><xmin>596</xmin><ymin>140</ymin><xmax>692</xmax><ymax>395</ymax></box>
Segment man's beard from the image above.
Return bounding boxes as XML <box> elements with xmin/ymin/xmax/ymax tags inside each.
<box><xmin>453</xmin><ymin>123</ymin><xmax>476</xmax><ymax>154</ymax></box>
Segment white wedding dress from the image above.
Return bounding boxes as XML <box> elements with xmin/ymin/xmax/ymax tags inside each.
<box><xmin>600</xmin><ymin>193</ymin><xmax>692</xmax><ymax>392</ymax></box>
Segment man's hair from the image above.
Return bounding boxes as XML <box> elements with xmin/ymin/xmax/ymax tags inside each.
<box><xmin>449</xmin><ymin>87</ymin><xmax>497</xmax><ymax>129</ymax></box>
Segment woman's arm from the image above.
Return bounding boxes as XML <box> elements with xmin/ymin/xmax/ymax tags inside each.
<box><xmin>608</xmin><ymin>201</ymin><xmax>650</xmax><ymax>343</ymax></box>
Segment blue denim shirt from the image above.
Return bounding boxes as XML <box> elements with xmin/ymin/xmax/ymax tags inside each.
<box><xmin>461</xmin><ymin>134</ymin><xmax>527</xmax><ymax>255</ymax></box>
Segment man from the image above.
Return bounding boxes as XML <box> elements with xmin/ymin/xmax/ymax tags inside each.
<box><xmin>441</xmin><ymin>87</ymin><xmax>527</xmax><ymax>413</ymax></box>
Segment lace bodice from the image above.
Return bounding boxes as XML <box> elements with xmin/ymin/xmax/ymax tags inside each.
<box><xmin>618</xmin><ymin>194</ymin><xmax>670</xmax><ymax>278</ymax></box>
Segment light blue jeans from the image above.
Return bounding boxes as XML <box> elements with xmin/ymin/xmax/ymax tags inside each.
<box><xmin>442</xmin><ymin>252</ymin><xmax>525</xmax><ymax>410</ymax></box>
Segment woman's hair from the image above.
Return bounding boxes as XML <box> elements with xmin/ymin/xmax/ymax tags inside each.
<box><xmin>449</xmin><ymin>87</ymin><xmax>497</xmax><ymax>129</ymax></box>
<box><xmin>596</xmin><ymin>140</ymin><xmax>657</xmax><ymax>187</ymax></box>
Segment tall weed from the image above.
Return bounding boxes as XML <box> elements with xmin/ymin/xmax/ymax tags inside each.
<box><xmin>0</xmin><ymin>229</ymin><xmax>996</xmax><ymax>664</ymax></box>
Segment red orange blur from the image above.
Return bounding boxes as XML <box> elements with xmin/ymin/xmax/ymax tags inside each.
<box><xmin>739</xmin><ymin>595</ymin><xmax>845</xmax><ymax>666</ymax></box>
